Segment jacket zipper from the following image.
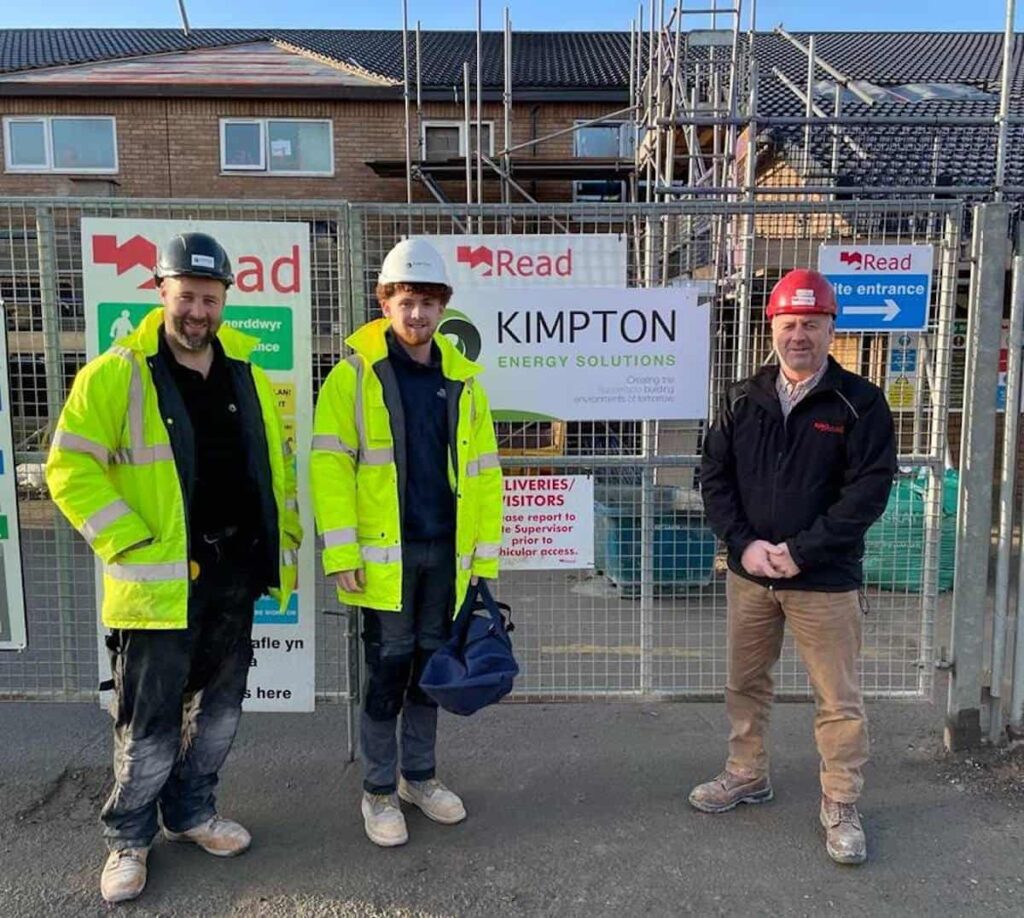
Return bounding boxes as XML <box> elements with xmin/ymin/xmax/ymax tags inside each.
<box><xmin>769</xmin><ymin>385</ymin><xmax>831</xmax><ymax>569</ymax></box>
<box><xmin>769</xmin><ymin>410</ymin><xmax>787</xmax><ymax>546</ymax></box>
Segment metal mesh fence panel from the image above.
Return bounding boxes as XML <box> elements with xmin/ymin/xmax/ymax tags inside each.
<box><xmin>353</xmin><ymin>199</ymin><xmax>963</xmax><ymax>700</ymax></box>
<box><xmin>0</xmin><ymin>197</ymin><xmax>964</xmax><ymax>702</ymax></box>
<box><xmin>0</xmin><ymin>198</ymin><xmax>354</xmax><ymax>701</ymax></box>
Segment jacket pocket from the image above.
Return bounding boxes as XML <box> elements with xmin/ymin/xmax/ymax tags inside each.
<box><xmin>111</xmin><ymin>537</ymin><xmax>161</xmax><ymax>564</ymax></box>
<box><xmin>366</xmin><ymin>406</ymin><xmax>393</xmax><ymax>444</ymax></box>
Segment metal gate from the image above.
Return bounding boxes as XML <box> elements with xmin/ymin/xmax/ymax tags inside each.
<box><xmin>0</xmin><ymin>197</ymin><xmax>964</xmax><ymax>703</ymax></box>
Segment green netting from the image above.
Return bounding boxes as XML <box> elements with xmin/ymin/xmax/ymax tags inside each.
<box><xmin>863</xmin><ymin>469</ymin><xmax>958</xmax><ymax>593</ymax></box>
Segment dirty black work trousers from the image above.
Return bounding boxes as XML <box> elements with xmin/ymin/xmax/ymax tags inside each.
<box><xmin>100</xmin><ymin>538</ymin><xmax>261</xmax><ymax>851</ymax></box>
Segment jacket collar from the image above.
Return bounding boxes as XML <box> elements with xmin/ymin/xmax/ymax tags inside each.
<box><xmin>346</xmin><ymin>317</ymin><xmax>481</xmax><ymax>382</ymax></box>
<box><xmin>117</xmin><ymin>307</ymin><xmax>258</xmax><ymax>361</ymax></box>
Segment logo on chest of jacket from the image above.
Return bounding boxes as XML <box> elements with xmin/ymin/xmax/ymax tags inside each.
<box><xmin>813</xmin><ymin>420</ymin><xmax>845</xmax><ymax>435</ymax></box>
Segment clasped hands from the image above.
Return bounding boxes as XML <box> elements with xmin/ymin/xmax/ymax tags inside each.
<box><xmin>740</xmin><ymin>540</ymin><xmax>801</xmax><ymax>579</ymax></box>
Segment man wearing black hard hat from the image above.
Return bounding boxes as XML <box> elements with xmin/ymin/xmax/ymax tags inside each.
<box><xmin>47</xmin><ymin>232</ymin><xmax>301</xmax><ymax>903</ymax></box>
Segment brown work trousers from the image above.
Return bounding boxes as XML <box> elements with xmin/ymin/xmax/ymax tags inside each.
<box><xmin>724</xmin><ymin>571</ymin><xmax>868</xmax><ymax>803</ymax></box>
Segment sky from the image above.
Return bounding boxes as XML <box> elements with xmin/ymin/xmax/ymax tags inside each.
<box><xmin>2</xmin><ymin>0</ymin><xmax>1022</xmax><ymax>34</ymax></box>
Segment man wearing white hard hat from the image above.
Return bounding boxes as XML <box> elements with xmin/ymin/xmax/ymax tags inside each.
<box><xmin>311</xmin><ymin>239</ymin><xmax>503</xmax><ymax>846</ymax></box>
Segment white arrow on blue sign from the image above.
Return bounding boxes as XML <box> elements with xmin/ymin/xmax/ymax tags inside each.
<box><xmin>818</xmin><ymin>244</ymin><xmax>934</xmax><ymax>331</ymax></box>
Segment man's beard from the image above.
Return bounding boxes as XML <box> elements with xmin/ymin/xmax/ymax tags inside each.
<box><xmin>395</xmin><ymin>322</ymin><xmax>434</xmax><ymax>346</ymax></box>
<box><xmin>172</xmin><ymin>315</ymin><xmax>218</xmax><ymax>352</ymax></box>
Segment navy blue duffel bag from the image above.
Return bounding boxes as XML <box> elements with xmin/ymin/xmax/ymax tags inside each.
<box><xmin>419</xmin><ymin>579</ymin><xmax>519</xmax><ymax>716</ymax></box>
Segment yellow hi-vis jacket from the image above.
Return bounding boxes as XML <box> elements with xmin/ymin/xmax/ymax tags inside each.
<box><xmin>45</xmin><ymin>307</ymin><xmax>301</xmax><ymax>630</ymax></box>
<box><xmin>311</xmin><ymin>318</ymin><xmax>502</xmax><ymax>613</ymax></box>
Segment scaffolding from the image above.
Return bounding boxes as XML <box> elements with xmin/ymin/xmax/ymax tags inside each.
<box><xmin>385</xmin><ymin>1</ymin><xmax>1022</xmax><ymax>378</ymax></box>
<box><xmin>371</xmin><ymin>0</ymin><xmax>1024</xmax><ymax>441</ymax></box>
<box><xmin>391</xmin><ymin>1</ymin><xmax>1021</xmax><ymax>202</ymax></box>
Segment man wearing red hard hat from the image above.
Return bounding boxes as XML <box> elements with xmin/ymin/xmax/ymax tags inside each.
<box><xmin>693</xmin><ymin>268</ymin><xmax>897</xmax><ymax>865</ymax></box>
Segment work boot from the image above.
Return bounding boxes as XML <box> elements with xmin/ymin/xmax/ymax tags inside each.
<box><xmin>100</xmin><ymin>847</ymin><xmax>149</xmax><ymax>903</ymax></box>
<box><xmin>820</xmin><ymin>796</ymin><xmax>867</xmax><ymax>865</ymax></box>
<box><xmin>164</xmin><ymin>815</ymin><xmax>251</xmax><ymax>857</ymax></box>
<box><xmin>688</xmin><ymin>770</ymin><xmax>774</xmax><ymax>813</ymax></box>
<box><xmin>361</xmin><ymin>791</ymin><xmax>409</xmax><ymax>847</ymax></box>
<box><xmin>399</xmin><ymin>776</ymin><xmax>467</xmax><ymax>825</ymax></box>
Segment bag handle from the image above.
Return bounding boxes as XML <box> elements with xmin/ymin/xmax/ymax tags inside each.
<box><xmin>478</xmin><ymin>579</ymin><xmax>514</xmax><ymax>633</ymax></box>
<box><xmin>456</xmin><ymin>579</ymin><xmax>515</xmax><ymax>637</ymax></box>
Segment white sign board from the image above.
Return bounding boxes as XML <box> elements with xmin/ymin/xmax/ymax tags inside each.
<box><xmin>501</xmin><ymin>475</ymin><xmax>594</xmax><ymax>570</ymax></box>
<box><xmin>439</xmin><ymin>285</ymin><xmax>710</xmax><ymax>421</ymax></box>
<box><xmin>819</xmin><ymin>244</ymin><xmax>934</xmax><ymax>331</ymax></box>
<box><xmin>421</xmin><ymin>234</ymin><xmax>627</xmax><ymax>289</ymax></box>
<box><xmin>0</xmin><ymin>306</ymin><xmax>27</xmax><ymax>651</ymax></box>
<box><xmin>80</xmin><ymin>218</ymin><xmax>314</xmax><ymax>711</ymax></box>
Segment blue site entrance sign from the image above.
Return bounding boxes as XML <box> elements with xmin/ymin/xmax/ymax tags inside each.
<box><xmin>818</xmin><ymin>244</ymin><xmax>934</xmax><ymax>332</ymax></box>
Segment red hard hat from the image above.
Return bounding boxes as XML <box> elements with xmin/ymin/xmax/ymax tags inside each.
<box><xmin>766</xmin><ymin>269</ymin><xmax>838</xmax><ymax>319</ymax></box>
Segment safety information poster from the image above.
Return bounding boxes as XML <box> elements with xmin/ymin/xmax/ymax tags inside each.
<box><xmin>80</xmin><ymin>218</ymin><xmax>314</xmax><ymax>711</ymax></box>
<box><xmin>885</xmin><ymin>333</ymin><xmax>923</xmax><ymax>412</ymax></box>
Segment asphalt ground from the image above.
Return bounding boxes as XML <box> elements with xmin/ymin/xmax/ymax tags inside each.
<box><xmin>1</xmin><ymin>695</ymin><xmax>1022</xmax><ymax>918</ymax></box>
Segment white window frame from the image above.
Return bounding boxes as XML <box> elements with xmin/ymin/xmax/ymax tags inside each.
<box><xmin>220</xmin><ymin>119</ymin><xmax>266</xmax><ymax>172</ymax></box>
<box><xmin>3</xmin><ymin>116</ymin><xmax>118</xmax><ymax>174</ymax></box>
<box><xmin>420</xmin><ymin>120</ymin><xmax>495</xmax><ymax>159</ymax></box>
<box><xmin>219</xmin><ymin>118</ymin><xmax>334</xmax><ymax>177</ymax></box>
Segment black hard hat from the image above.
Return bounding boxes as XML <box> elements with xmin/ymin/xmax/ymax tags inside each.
<box><xmin>154</xmin><ymin>232</ymin><xmax>234</xmax><ymax>287</ymax></box>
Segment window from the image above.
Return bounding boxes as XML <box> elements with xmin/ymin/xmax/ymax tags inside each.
<box><xmin>573</xmin><ymin>180</ymin><xmax>629</xmax><ymax>203</ymax></box>
<box><xmin>812</xmin><ymin>79</ymin><xmax>996</xmax><ymax>106</ymax></box>
<box><xmin>572</xmin><ymin>121</ymin><xmax>635</xmax><ymax>202</ymax></box>
<box><xmin>421</xmin><ymin>121</ymin><xmax>494</xmax><ymax>161</ymax></box>
<box><xmin>3</xmin><ymin>116</ymin><xmax>117</xmax><ymax>173</ymax></box>
<box><xmin>220</xmin><ymin>119</ymin><xmax>333</xmax><ymax>176</ymax></box>
<box><xmin>223</xmin><ymin>121</ymin><xmax>264</xmax><ymax>170</ymax></box>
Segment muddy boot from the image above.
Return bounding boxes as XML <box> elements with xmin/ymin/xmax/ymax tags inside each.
<box><xmin>820</xmin><ymin>796</ymin><xmax>867</xmax><ymax>865</ymax></box>
<box><xmin>688</xmin><ymin>770</ymin><xmax>774</xmax><ymax>814</ymax></box>
<box><xmin>100</xmin><ymin>847</ymin><xmax>149</xmax><ymax>903</ymax></box>
<box><xmin>164</xmin><ymin>815</ymin><xmax>251</xmax><ymax>857</ymax></box>
<box><xmin>399</xmin><ymin>777</ymin><xmax>467</xmax><ymax>825</ymax></box>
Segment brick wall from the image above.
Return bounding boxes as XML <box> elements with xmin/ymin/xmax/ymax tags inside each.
<box><xmin>0</xmin><ymin>96</ymin><xmax>623</xmax><ymax>203</ymax></box>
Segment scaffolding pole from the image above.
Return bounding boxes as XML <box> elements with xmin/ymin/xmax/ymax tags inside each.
<box><xmin>736</xmin><ymin>59</ymin><xmax>758</xmax><ymax>381</ymax></box>
<box><xmin>994</xmin><ymin>0</ymin><xmax>1016</xmax><ymax>202</ymax></box>
<box><xmin>415</xmin><ymin>21</ymin><xmax>423</xmax><ymax>151</ymax></box>
<box><xmin>464</xmin><ymin>62</ymin><xmax>473</xmax><ymax>228</ymax></box>
<box><xmin>476</xmin><ymin>0</ymin><xmax>484</xmax><ymax>206</ymax></box>
<box><xmin>503</xmin><ymin>7</ymin><xmax>513</xmax><ymax>210</ymax></box>
<box><xmin>802</xmin><ymin>35</ymin><xmax>815</xmax><ymax>178</ymax></box>
<box><xmin>402</xmin><ymin>0</ymin><xmax>412</xmax><ymax>207</ymax></box>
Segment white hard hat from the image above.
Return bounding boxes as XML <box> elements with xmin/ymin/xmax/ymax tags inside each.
<box><xmin>378</xmin><ymin>238</ymin><xmax>450</xmax><ymax>286</ymax></box>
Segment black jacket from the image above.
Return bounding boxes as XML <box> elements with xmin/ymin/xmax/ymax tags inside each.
<box><xmin>700</xmin><ymin>356</ymin><xmax>897</xmax><ymax>591</ymax></box>
<box><xmin>149</xmin><ymin>332</ymin><xmax>280</xmax><ymax>592</ymax></box>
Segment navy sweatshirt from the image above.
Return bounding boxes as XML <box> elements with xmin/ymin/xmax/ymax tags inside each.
<box><xmin>386</xmin><ymin>329</ymin><xmax>456</xmax><ymax>542</ymax></box>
